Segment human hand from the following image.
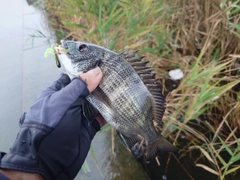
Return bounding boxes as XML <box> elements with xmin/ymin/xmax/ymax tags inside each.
<box><xmin>79</xmin><ymin>67</ymin><xmax>103</xmax><ymax>92</ymax></box>
<box><xmin>79</xmin><ymin>67</ymin><xmax>106</xmax><ymax>128</ymax></box>
<box><xmin>80</xmin><ymin>67</ymin><xmax>106</xmax><ymax>128</ymax></box>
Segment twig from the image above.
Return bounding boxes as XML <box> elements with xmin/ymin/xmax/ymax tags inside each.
<box><xmin>111</xmin><ymin>128</ymin><xmax>115</xmax><ymax>154</ymax></box>
<box><xmin>171</xmin><ymin>153</ymin><xmax>195</xmax><ymax>180</ymax></box>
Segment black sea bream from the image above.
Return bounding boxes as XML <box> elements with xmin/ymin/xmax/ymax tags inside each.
<box><xmin>54</xmin><ymin>40</ymin><xmax>177</xmax><ymax>160</ymax></box>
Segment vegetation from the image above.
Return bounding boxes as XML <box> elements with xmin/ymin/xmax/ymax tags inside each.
<box><xmin>39</xmin><ymin>0</ymin><xmax>240</xmax><ymax>179</ymax></box>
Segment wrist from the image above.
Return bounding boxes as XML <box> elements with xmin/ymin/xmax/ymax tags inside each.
<box><xmin>95</xmin><ymin>115</ymin><xmax>106</xmax><ymax>128</ymax></box>
<box><xmin>0</xmin><ymin>169</ymin><xmax>44</xmax><ymax>180</ymax></box>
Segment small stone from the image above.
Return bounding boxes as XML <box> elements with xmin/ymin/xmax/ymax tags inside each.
<box><xmin>162</xmin><ymin>175</ymin><xmax>167</xmax><ymax>180</ymax></box>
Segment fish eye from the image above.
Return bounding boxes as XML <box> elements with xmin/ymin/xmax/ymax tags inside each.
<box><xmin>78</xmin><ymin>44</ymin><xmax>88</xmax><ymax>53</ymax></box>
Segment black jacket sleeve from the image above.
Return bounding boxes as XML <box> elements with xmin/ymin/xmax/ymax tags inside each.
<box><xmin>0</xmin><ymin>173</ymin><xmax>9</xmax><ymax>180</ymax></box>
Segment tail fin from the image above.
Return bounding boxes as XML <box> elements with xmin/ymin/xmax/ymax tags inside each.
<box><xmin>146</xmin><ymin>135</ymin><xmax>178</xmax><ymax>161</ymax></box>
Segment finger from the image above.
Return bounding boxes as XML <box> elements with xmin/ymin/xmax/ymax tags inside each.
<box><xmin>80</xmin><ymin>67</ymin><xmax>103</xmax><ymax>92</ymax></box>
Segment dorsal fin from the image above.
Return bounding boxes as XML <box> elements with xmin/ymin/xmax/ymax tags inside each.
<box><xmin>131</xmin><ymin>61</ymin><xmax>149</xmax><ymax>67</ymax></box>
<box><xmin>120</xmin><ymin>50</ymin><xmax>166</xmax><ymax>124</ymax></box>
<box><xmin>136</xmin><ymin>68</ymin><xmax>152</xmax><ymax>74</ymax></box>
<box><xmin>127</xmin><ymin>56</ymin><xmax>145</xmax><ymax>63</ymax></box>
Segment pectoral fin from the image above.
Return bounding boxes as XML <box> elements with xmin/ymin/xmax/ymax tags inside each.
<box><xmin>116</xmin><ymin>131</ymin><xmax>142</xmax><ymax>150</ymax></box>
<box><xmin>116</xmin><ymin>131</ymin><xmax>147</xmax><ymax>158</ymax></box>
<box><xmin>82</xmin><ymin>102</ymin><xmax>99</xmax><ymax>123</ymax></box>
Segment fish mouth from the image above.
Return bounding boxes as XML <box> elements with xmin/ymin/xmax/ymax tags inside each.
<box><xmin>56</xmin><ymin>40</ymin><xmax>68</xmax><ymax>52</ymax></box>
<box><xmin>50</xmin><ymin>44</ymin><xmax>64</xmax><ymax>68</ymax></box>
<box><xmin>60</xmin><ymin>40</ymin><xmax>65</xmax><ymax>48</ymax></box>
<box><xmin>53</xmin><ymin>41</ymin><xmax>71</xmax><ymax>68</ymax></box>
<box><xmin>54</xmin><ymin>43</ymin><xmax>65</xmax><ymax>53</ymax></box>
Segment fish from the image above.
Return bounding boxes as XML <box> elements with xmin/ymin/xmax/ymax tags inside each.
<box><xmin>54</xmin><ymin>40</ymin><xmax>178</xmax><ymax>160</ymax></box>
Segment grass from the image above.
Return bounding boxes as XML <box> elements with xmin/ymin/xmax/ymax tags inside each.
<box><xmin>34</xmin><ymin>0</ymin><xmax>240</xmax><ymax>179</ymax></box>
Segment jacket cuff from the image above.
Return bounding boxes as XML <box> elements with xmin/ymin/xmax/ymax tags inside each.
<box><xmin>55</xmin><ymin>73</ymin><xmax>71</xmax><ymax>91</ymax></box>
<box><xmin>71</xmin><ymin>77</ymin><xmax>90</xmax><ymax>97</ymax></box>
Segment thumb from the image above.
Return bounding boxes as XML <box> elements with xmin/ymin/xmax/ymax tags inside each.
<box><xmin>79</xmin><ymin>67</ymin><xmax>103</xmax><ymax>92</ymax></box>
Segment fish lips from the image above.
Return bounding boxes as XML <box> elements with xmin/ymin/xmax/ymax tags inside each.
<box><xmin>60</xmin><ymin>39</ymin><xmax>67</xmax><ymax>49</ymax></box>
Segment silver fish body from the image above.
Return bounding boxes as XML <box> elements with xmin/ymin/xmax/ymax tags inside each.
<box><xmin>55</xmin><ymin>40</ymin><xmax>177</xmax><ymax>160</ymax></box>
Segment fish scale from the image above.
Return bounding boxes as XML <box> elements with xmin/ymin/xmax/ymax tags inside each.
<box><xmin>54</xmin><ymin>40</ymin><xmax>178</xmax><ymax>160</ymax></box>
